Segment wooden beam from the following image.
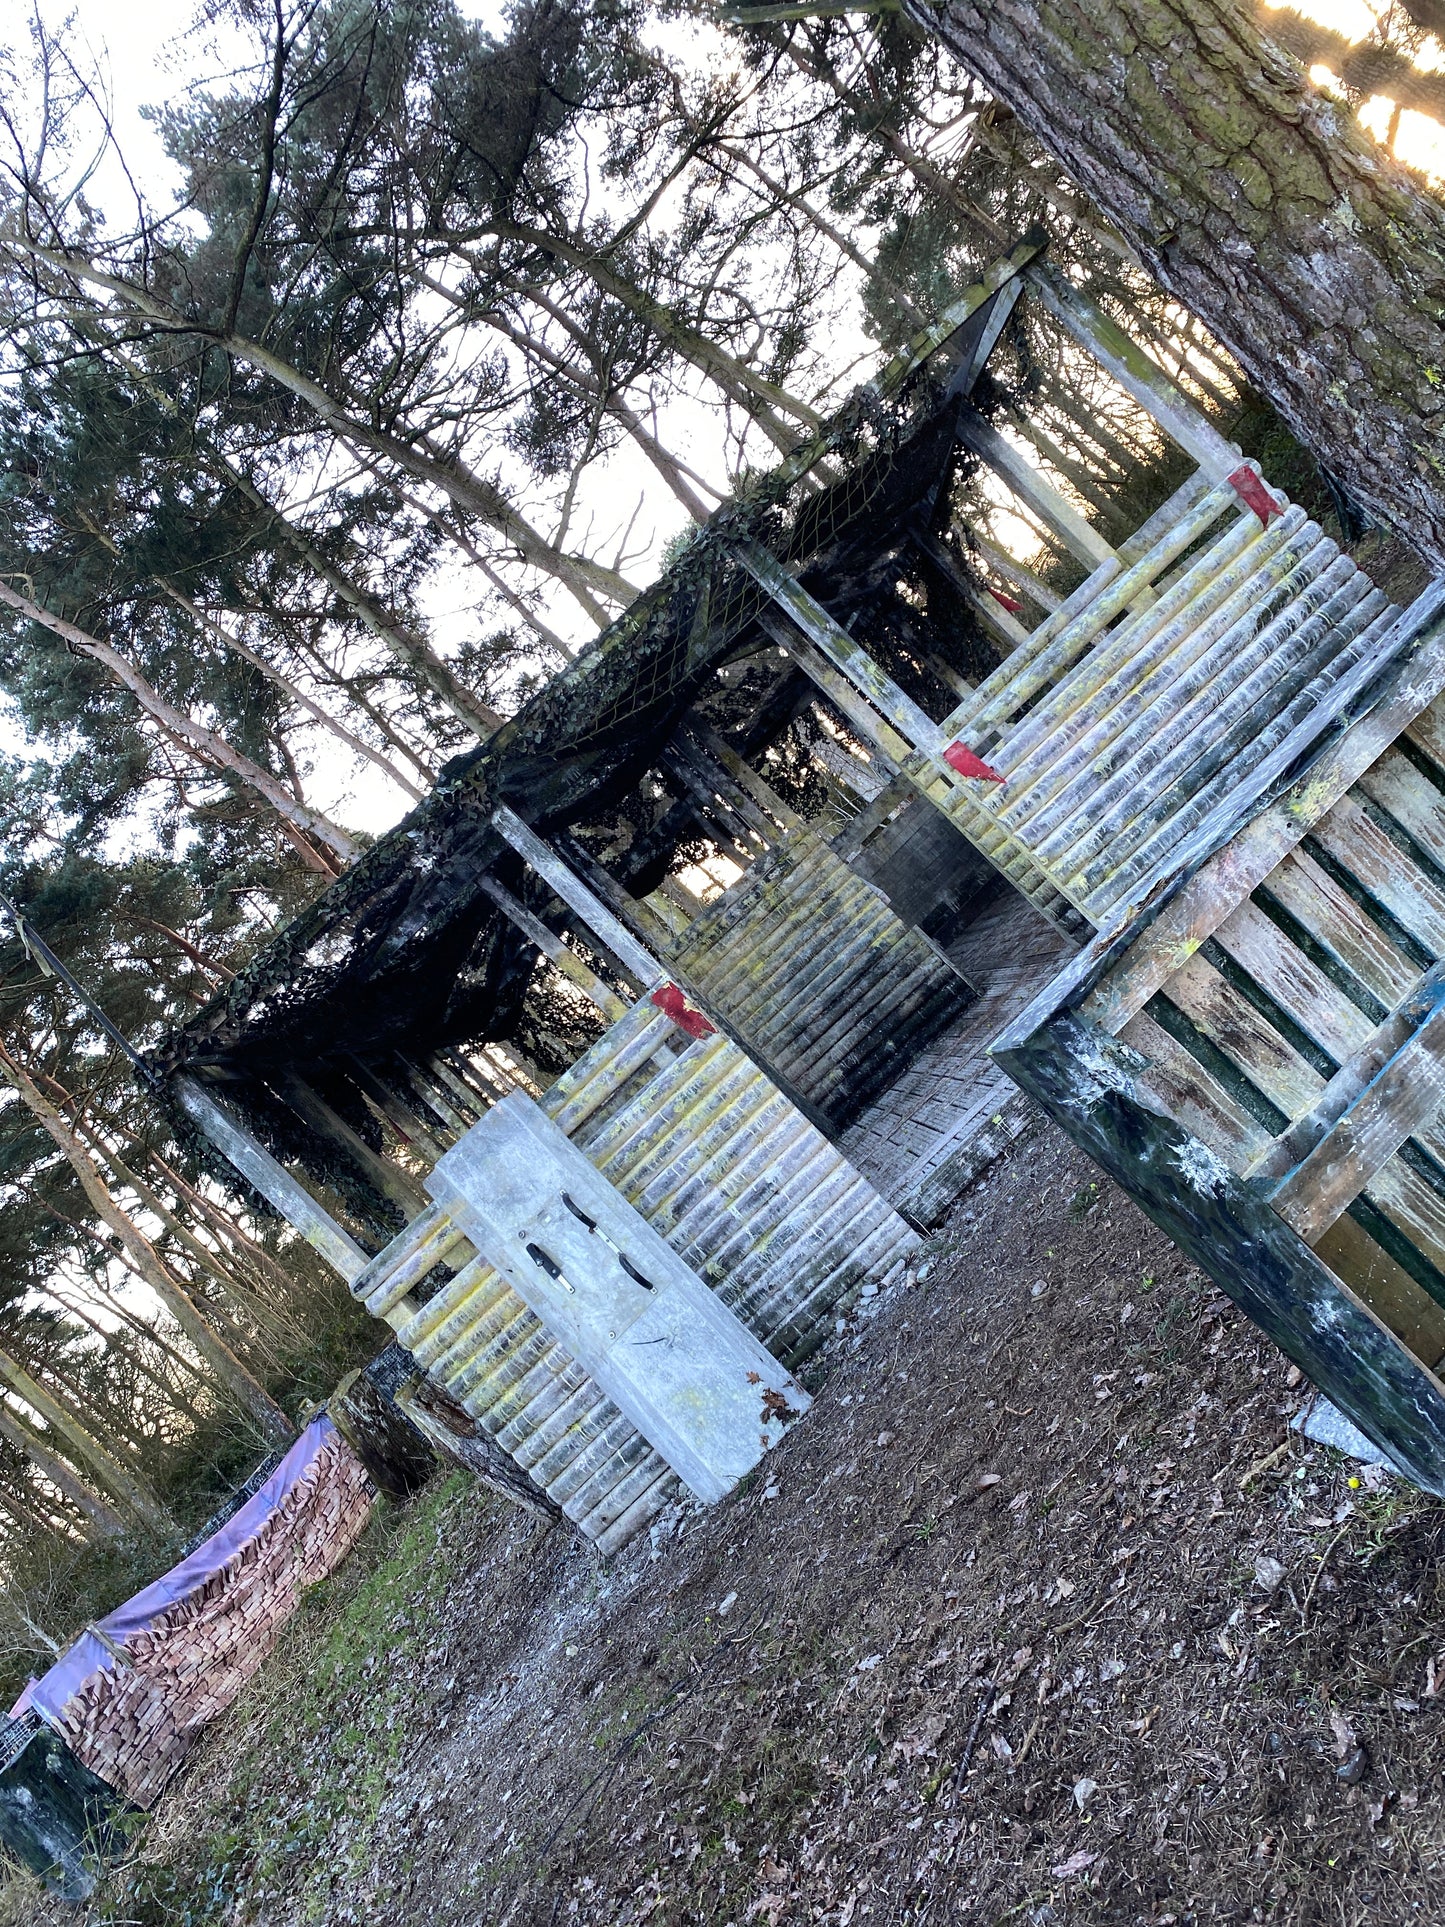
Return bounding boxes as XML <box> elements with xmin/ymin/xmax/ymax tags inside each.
<box><xmin>689</xmin><ymin>724</ymin><xmax>808</xmax><ymax>835</ymax></box>
<box><xmin>955</xmin><ymin>406</ymin><xmax>1117</xmax><ymax>572</ymax></box>
<box><xmin>740</xmin><ymin>541</ymin><xmax>945</xmax><ymax>754</ymax></box>
<box><xmin>478</xmin><ymin>875</ymin><xmax>629</xmax><ymax>1021</ymax></box>
<box><xmin>491</xmin><ymin>804</ymin><xmax>666</xmax><ymax>988</ymax></box>
<box><xmin>994</xmin><ymin>1011</ymin><xmax>1445</xmax><ymax>1494</ymax></box>
<box><xmin>1025</xmin><ymin>262</ymin><xmax>1242</xmax><ymax>480</ymax></box>
<box><xmin>758</xmin><ymin>609</ymin><xmax>914</xmax><ymax>766</ymax></box>
<box><xmin>911</xmin><ymin>529</ymin><xmax>1031</xmax><ymax>656</ymax></box>
<box><xmin>174</xmin><ymin>1075</ymin><xmax>369</xmax><ymax>1283</ymax></box>
<box><xmin>1266</xmin><ymin>974</ymin><xmax>1445</xmax><ymax>1243</ymax></box>
<box><xmin>282</xmin><ymin>1077</ymin><xmax>429</xmax><ymax>1218</ymax></box>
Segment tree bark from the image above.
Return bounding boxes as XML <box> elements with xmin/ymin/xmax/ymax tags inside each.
<box><xmin>0</xmin><ymin>1351</ymin><xmax>171</xmax><ymax>1533</ymax></box>
<box><xmin>0</xmin><ymin>581</ymin><xmax>358</xmax><ymax>863</ymax></box>
<box><xmin>0</xmin><ymin>1046</ymin><xmax>295</xmax><ymax>1447</ymax></box>
<box><xmin>902</xmin><ymin>0</ymin><xmax>1445</xmax><ymax>562</ymax></box>
<box><xmin>0</xmin><ymin>1407</ymin><xmax>128</xmax><ymax>1540</ymax></box>
<box><xmin>205</xmin><ymin>451</ymin><xmax>505</xmax><ymax>739</ymax></box>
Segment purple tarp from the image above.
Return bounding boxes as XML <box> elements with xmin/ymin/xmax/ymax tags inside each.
<box><xmin>13</xmin><ymin>1414</ymin><xmax>338</xmax><ymax>1724</ymax></box>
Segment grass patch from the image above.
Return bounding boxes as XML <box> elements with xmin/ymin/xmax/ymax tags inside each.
<box><xmin>88</xmin><ymin>1471</ymin><xmax>474</xmax><ymax>1927</ymax></box>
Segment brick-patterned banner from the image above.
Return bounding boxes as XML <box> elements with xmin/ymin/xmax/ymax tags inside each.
<box><xmin>14</xmin><ymin>1416</ymin><xmax>373</xmax><ymax>1807</ymax></box>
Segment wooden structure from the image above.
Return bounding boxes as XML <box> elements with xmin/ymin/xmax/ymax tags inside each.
<box><xmin>0</xmin><ymin>1713</ymin><xmax>130</xmax><ymax>1900</ymax></box>
<box><xmin>149</xmin><ymin>225</ymin><xmax>1445</xmax><ymax>1529</ymax></box>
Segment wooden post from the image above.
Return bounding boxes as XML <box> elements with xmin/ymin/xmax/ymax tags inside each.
<box><xmin>1025</xmin><ymin>263</ymin><xmax>1242</xmax><ymax>480</ymax></box>
<box><xmin>739</xmin><ymin>543</ymin><xmax>944</xmax><ymax>756</ymax></box>
<box><xmin>758</xmin><ymin>609</ymin><xmax>914</xmax><ymax>766</ymax></box>
<box><xmin>479</xmin><ymin>876</ymin><xmax>629</xmax><ymax>1021</ymax></box>
<box><xmin>327</xmin><ymin>1367</ymin><xmax>435</xmax><ymax>1499</ymax></box>
<box><xmin>282</xmin><ymin>1077</ymin><xmax>429</xmax><ymax>1218</ymax></box>
<box><xmin>394</xmin><ymin>1374</ymin><xmax>562</xmax><ymax>1521</ymax></box>
<box><xmin>954</xmin><ymin>406</ymin><xmax>1118</xmax><ymax>572</ymax></box>
<box><xmin>491</xmin><ymin>804</ymin><xmax>668</xmax><ymax>987</ymax></box>
<box><xmin>174</xmin><ymin>1076</ymin><xmax>369</xmax><ymax>1283</ymax></box>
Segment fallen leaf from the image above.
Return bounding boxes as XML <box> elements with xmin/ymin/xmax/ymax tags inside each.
<box><xmin>1051</xmin><ymin>1849</ymin><xmax>1098</xmax><ymax>1878</ymax></box>
<box><xmin>1253</xmin><ymin>1554</ymin><xmax>1287</xmax><ymax>1596</ymax></box>
<box><xmin>1329</xmin><ymin>1712</ymin><xmax>1357</xmax><ymax>1758</ymax></box>
<box><xmin>1336</xmin><ymin>1743</ymin><xmax>1369</xmax><ymax>1786</ymax></box>
<box><xmin>990</xmin><ymin>1731</ymin><xmax>1014</xmax><ymax>1760</ymax></box>
<box><xmin>1072</xmin><ymin>1776</ymin><xmax>1098</xmax><ymax>1810</ymax></box>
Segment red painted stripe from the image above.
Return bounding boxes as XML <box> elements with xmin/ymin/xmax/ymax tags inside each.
<box><xmin>1228</xmin><ymin>463</ymin><xmax>1279</xmax><ymax>525</ymax></box>
<box><xmin>650</xmin><ymin>982</ymin><xmax>716</xmax><ymax>1039</ymax></box>
<box><xmin>944</xmin><ymin>741</ymin><xmax>1005</xmax><ymax>783</ymax></box>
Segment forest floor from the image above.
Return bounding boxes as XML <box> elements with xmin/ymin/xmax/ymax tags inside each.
<box><xmin>9</xmin><ymin>1112</ymin><xmax>1445</xmax><ymax>1927</ymax></box>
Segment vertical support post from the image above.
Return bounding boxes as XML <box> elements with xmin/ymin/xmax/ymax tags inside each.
<box><xmin>175</xmin><ymin>1076</ymin><xmax>369</xmax><ymax>1283</ymax></box>
<box><xmin>478</xmin><ymin>875</ymin><xmax>630</xmax><ymax>1021</ymax></box>
<box><xmin>954</xmin><ymin>407</ymin><xmax>1118</xmax><ymax>572</ymax></box>
<box><xmin>491</xmin><ymin>804</ymin><xmax>668</xmax><ymax>987</ymax></box>
<box><xmin>739</xmin><ymin>541</ymin><xmax>945</xmax><ymax>757</ymax></box>
<box><xmin>1025</xmin><ymin>263</ymin><xmax>1241</xmax><ymax>479</ymax></box>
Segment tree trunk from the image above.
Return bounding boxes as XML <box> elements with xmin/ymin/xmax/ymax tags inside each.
<box><xmin>902</xmin><ymin>0</ymin><xmax>1445</xmax><ymax>561</ymax></box>
<box><xmin>0</xmin><ymin>1046</ymin><xmax>294</xmax><ymax>1448</ymax></box>
<box><xmin>70</xmin><ymin>507</ymin><xmax>427</xmax><ymax>804</ymax></box>
<box><xmin>0</xmin><ymin>582</ymin><xmax>359</xmax><ymax>863</ymax></box>
<box><xmin>205</xmin><ymin>451</ymin><xmax>505</xmax><ymax>740</ymax></box>
<box><xmin>0</xmin><ymin>1351</ymin><xmax>171</xmax><ymax>1533</ymax></box>
<box><xmin>0</xmin><ymin>1407</ymin><xmax>128</xmax><ymax>1540</ymax></box>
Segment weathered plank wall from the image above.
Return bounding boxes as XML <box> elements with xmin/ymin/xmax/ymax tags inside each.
<box><xmin>665</xmin><ymin>830</ymin><xmax>973</xmax><ymax>1129</ymax></box>
<box><xmin>359</xmin><ymin>1000</ymin><xmax>919</xmax><ymax>1553</ymax></box>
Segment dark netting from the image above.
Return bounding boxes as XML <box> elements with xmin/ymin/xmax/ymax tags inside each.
<box><xmin>147</xmin><ymin>246</ymin><xmax>1043</xmax><ymax>1114</ymax></box>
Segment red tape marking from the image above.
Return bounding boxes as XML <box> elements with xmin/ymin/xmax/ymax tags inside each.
<box><xmin>1228</xmin><ymin>463</ymin><xmax>1278</xmax><ymax>525</ymax></box>
<box><xmin>650</xmin><ymin>982</ymin><xmax>716</xmax><ymax>1039</ymax></box>
<box><xmin>944</xmin><ymin>741</ymin><xmax>1005</xmax><ymax>783</ymax></box>
<box><xmin>988</xmin><ymin>587</ymin><xmax>1025</xmax><ymax>615</ymax></box>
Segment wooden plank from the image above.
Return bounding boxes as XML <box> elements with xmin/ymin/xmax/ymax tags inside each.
<box><xmin>739</xmin><ymin>542</ymin><xmax>944</xmax><ymax>754</ymax></box>
<box><xmin>1118</xmin><ymin>1008</ymin><xmax>1269</xmax><ymax>1164</ymax></box>
<box><xmin>1309</xmin><ymin>793</ymin><xmax>1445</xmax><ymax>960</ymax></box>
<box><xmin>1067</xmin><ymin>592</ymin><xmax>1445</xmax><ymax>1038</ymax></box>
<box><xmin>1312</xmin><ymin>1211</ymin><xmax>1445</xmax><ymax>1366</ymax></box>
<box><xmin>1162</xmin><ymin>953</ymin><xmax>1323</xmax><ymax>1121</ymax></box>
<box><xmin>968</xmin><ymin>530</ymin><xmax>1063</xmax><ymax>613</ymax></box>
<box><xmin>1402</xmin><ymin>691</ymin><xmax>1445</xmax><ymax>776</ymax></box>
<box><xmin>1025</xmin><ymin>262</ymin><xmax>1244</xmax><ymax>479</ymax></box>
<box><xmin>1249</xmin><ymin>963</ymin><xmax>1445</xmax><ymax>1184</ymax></box>
<box><xmin>492</xmin><ymin>804</ymin><xmax>666</xmax><ymax>989</ymax></box>
<box><xmin>1260</xmin><ymin>847</ymin><xmax>1418</xmax><ymax>1010</ymax></box>
<box><xmin>1356</xmin><ymin>746</ymin><xmax>1445</xmax><ymax>870</ymax></box>
<box><xmin>757</xmin><ymin>610</ymin><xmax>913</xmax><ymax>767</ymax></box>
<box><xmin>478</xmin><ymin>876</ymin><xmax>629</xmax><ymax>1022</ymax></box>
<box><xmin>1270</xmin><ymin>988</ymin><xmax>1445</xmax><ymax>1242</ymax></box>
<box><xmin>955</xmin><ymin>405</ymin><xmax>1117</xmax><ymax>572</ymax></box>
<box><xmin>1367</xmin><ymin>1155</ymin><xmax>1445</xmax><ymax>1318</ymax></box>
<box><xmin>995</xmin><ymin>1010</ymin><xmax>1445</xmax><ymax>1494</ymax></box>
<box><xmin>174</xmin><ymin>1076</ymin><xmax>369</xmax><ymax>1283</ymax></box>
<box><xmin>1211</xmin><ymin>899</ymin><xmax>1375</xmax><ymax>1065</ymax></box>
<box><xmin>691</xmin><ymin>725</ymin><xmax>808</xmax><ymax>835</ymax></box>
<box><xmin>283</xmin><ymin>1077</ymin><xmax>429</xmax><ymax>1217</ymax></box>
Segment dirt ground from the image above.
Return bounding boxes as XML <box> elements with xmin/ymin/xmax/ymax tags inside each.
<box><xmin>21</xmin><ymin>1112</ymin><xmax>1445</xmax><ymax>1927</ymax></box>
